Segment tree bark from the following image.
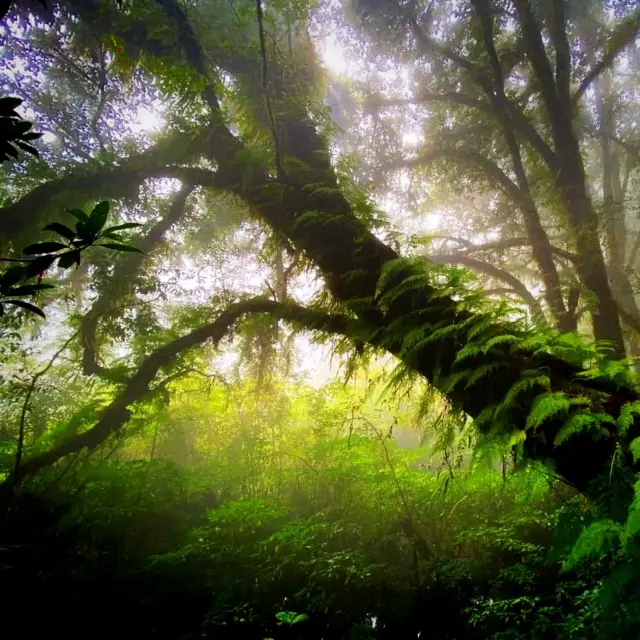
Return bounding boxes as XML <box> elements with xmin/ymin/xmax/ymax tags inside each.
<box><xmin>514</xmin><ymin>0</ymin><xmax>625</xmax><ymax>357</ymax></box>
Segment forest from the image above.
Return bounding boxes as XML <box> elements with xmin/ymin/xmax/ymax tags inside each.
<box><xmin>0</xmin><ymin>0</ymin><xmax>640</xmax><ymax>637</ymax></box>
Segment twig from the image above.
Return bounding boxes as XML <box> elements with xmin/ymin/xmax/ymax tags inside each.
<box><xmin>11</xmin><ymin>330</ymin><xmax>79</xmax><ymax>489</ymax></box>
<box><xmin>255</xmin><ymin>0</ymin><xmax>283</xmax><ymax>177</ymax></box>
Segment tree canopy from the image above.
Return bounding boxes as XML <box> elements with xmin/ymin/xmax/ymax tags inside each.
<box><xmin>2</xmin><ymin>0</ymin><xmax>640</xmax><ymax>638</ymax></box>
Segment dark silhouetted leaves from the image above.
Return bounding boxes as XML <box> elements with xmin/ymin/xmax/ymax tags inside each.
<box><xmin>4</xmin><ymin>299</ymin><xmax>45</xmax><ymax>317</ymax></box>
<box><xmin>24</xmin><ymin>255</ymin><xmax>56</xmax><ymax>278</ymax></box>
<box><xmin>23</xmin><ymin>242</ymin><xmax>67</xmax><ymax>255</ymax></box>
<box><xmin>44</xmin><ymin>222</ymin><xmax>77</xmax><ymax>241</ymax></box>
<box><xmin>58</xmin><ymin>251</ymin><xmax>81</xmax><ymax>269</ymax></box>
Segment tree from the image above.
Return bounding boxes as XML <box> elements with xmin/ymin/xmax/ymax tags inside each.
<box><xmin>1</xmin><ymin>0</ymin><xmax>639</xmax><ymax>497</ymax></box>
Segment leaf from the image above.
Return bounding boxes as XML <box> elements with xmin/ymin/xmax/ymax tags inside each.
<box><xmin>103</xmin><ymin>222</ymin><xmax>143</xmax><ymax>232</ymax></box>
<box><xmin>483</xmin><ymin>334</ymin><xmax>519</xmax><ymax>353</ymax></box>
<box><xmin>562</xmin><ymin>520</ymin><xmax>622</xmax><ymax>572</ymax></box>
<box><xmin>0</xmin><ymin>97</ymin><xmax>22</xmax><ymax>113</ymax></box>
<box><xmin>88</xmin><ymin>201</ymin><xmax>110</xmax><ymax>233</ymax></box>
<box><xmin>554</xmin><ymin>413</ymin><xmax>613</xmax><ymax>446</ymax></box>
<box><xmin>14</xmin><ymin>141</ymin><xmax>39</xmax><ymax>156</ymax></box>
<box><xmin>43</xmin><ymin>222</ymin><xmax>76</xmax><ymax>241</ymax></box>
<box><xmin>101</xmin><ymin>232</ymin><xmax>125</xmax><ymax>241</ymax></box>
<box><xmin>499</xmin><ymin>373</ymin><xmax>551</xmax><ymax>417</ymax></box>
<box><xmin>98</xmin><ymin>243</ymin><xmax>143</xmax><ymax>253</ymax></box>
<box><xmin>4</xmin><ymin>299</ymin><xmax>45</xmax><ymax>318</ymax></box>
<box><xmin>617</xmin><ymin>401</ymin><xmax>640</xmax><ymax>435</ymax></box>
<box><xmin>66</xmin><ymin>208</ymin><xmax>89</xmax><ymax>222</ymax></box>
<box><xmin>58</xmin><ymin>251</ymin><xmax>81</xmax><ymax>269</ymax></box>
<box><xmin>25</xmin><ymin>255</ymin><xmax>56</xmax><ymax>278</ymax></box>
<box><xmin>0</xmin><ymin>266</ymin><xmax>26</xmax><ymax>288</ymax></box>
<box><xmin>526</xmin><ymin>393</ymin><xmax>572</xmax><ymax>430</ymax></box>
<box><xmin>630</xmin><ymin>437</ymin><xmax>640</xmax><ymax>463</ymax></box>
<box><xmin>23</xmin><ymin>241</ymin><xmax>67</xmax><ymax>255</ymax></box>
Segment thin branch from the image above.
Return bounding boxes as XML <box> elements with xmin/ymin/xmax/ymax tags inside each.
<box><xmin>388</xmin><ymin>148</ymin><xmax>524</xmax><ymax>206</ymax></box>
<box><xmin>6</xmin><ymin>298</ymin><xmax>363</xmax><ymax>487</ymax></box>
<box><xmin>573</xmin><ymin>7</ymin><xmax>640</xmax><ymax>105</ymax></box>
<box><xmin>429</xmin><ymin>252</ymin><xmax>544</xmax><ymax>319</ymax></box>
<box><xmin>255</xmin><ymin>0</ymin><xmax>283</xmax><ymax>176</ymax></box>
<box><xmin>457</xmin><ymin>237</ymin><xmax>578</xmax><ymax>264</ymax></box>
<box><xmin>11</xmin><ymin>331</ymin><xmax>79</xmax><ymax>489</ymax></box>
<box><xmin>81</xmin><ymin>184</ymin><xmax>196</xmax><ymax>377</ymax></box>
<box><xmin>366</xmin><ymin>92</ymin><xmax>556</xmax><ymax>169</ymax></box>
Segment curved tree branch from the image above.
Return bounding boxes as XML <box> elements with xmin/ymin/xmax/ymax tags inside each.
<box><xmin>7</xmin><ymin>298</ymin><xmax>363</xmax><ymax>487</ymax></box>
<box><xmin>388</xmin><ymin>148</ymin><xmax>524</xmax><ymax>206</ymax></box>
<box><xmin>429</xmin><ymin>252</ymin><xmax>544</xmax><ymax>319</ymax></box>
<box><xmin>0</xmin><ymin>160</ymin><xmax>218</xmax><ymax>243</ymax></box>
<box><xmin>81</xmin><ymin>184</ymin><xmax>197</xmax><ymax>377</ymax></box>
<box><xmin>457</xmin><ymin>237</ymin><xmax>578</xmax><ymax>264</ymax></box>
<box><xmin>366</xmin><ymin>91</ymin><xmax>556</xmax><ymax>170</ymax></box>
<box><xmin>573</xmin><ymin>8</ymin><xmax>640</xmax><ymax>106</ymax></box>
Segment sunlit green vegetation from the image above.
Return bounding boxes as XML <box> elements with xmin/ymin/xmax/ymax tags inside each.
<box><xmin>1</xmin><ymin>0</ymin><xmax>640</xmax><ymax>637</ymax></box>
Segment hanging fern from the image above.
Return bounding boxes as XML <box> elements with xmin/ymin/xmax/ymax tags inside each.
<box><xmin>464</xmin><ymin>360</ymin><xmax>509</xmax><ymax>391</ymax></box>
<box><xmin>554</xmin><ymin>412</ymin><xmax>614</xmax><ymax>446</ymax></box>
<box><xmin>497</xmin><ymin>372</ymin><xmax>551</xmax><ymax>418</ymax></box>
<box><xmin>525</xmin><ymin>393</ymin><xmax>591</xmax><ymax>431</ymax></box>
<box><xmin>617</xmin><ymin>401</ymin><xmax>640</xmax><ymax>435</ymax></box>
<box><xmin>562</xmin><ymin>520</ymin><xmax>623</xmax><ymax>572</ymax></box>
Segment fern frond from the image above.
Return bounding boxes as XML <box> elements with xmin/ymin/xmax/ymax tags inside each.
<box><xmin>376</xmin><ymin>258</ymin><xmax>416</xmax><ymax>298</ymax></box>
<box><xmin>498</xmin><ymin>373</ymin><xmax>551</xmax><ymax>417</ymax></box>
<box><xmin>617</xmin><ymin>401</ymin><xmax>640</xmax><ymax>435</ymax></box>
<box><xmin>554</xmin><ymin>412</ymin><xmax>613</xmax><ymax>446</ymax></box>
<box><xmin>629</xmin><ymin>437</ymin><xmax>640</xmax><ymax>463</ymax></box>
<box><xmin>380</xmin><ymin>273</ymin><xmax>431</xmax><ymax>306</ymax></box>
<box><xmin>441</xmin><ymin>370</ymin><xmax>470</xmax><ymax>393</ymax></box>
<box><xmin>464</xmin><ymin>360</ymin><xmax>509</xmax><ymax>390</ymax></box>
<box><xmin>453</xmin><ymin>342</ymin><xmax>483</xmax><ymax>365</ymax></box>
<box><xmin>562</xmin><ymin>520</ymin><xmax>622</xmax><ymax>572</ymax></box>
<box><xmin>482</xmin><ymin>334</ymin><xmax>519</xmax><ymax>353</ymax></box>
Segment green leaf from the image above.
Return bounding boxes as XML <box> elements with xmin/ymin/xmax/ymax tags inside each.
<box><xmin>630</xmin><ymin>437</ymin><xmax>640</xmax><ymax>463</ymax></box>
<box><xmin>103</xmin><ymin>222</ymin><xmax>143</xmax><ymax>232</ymax></box>
<box><xmin>526</xmin><ymin>393</ymin><xmax>572</xmax><ymax>430</ymax></box>
<box><xmin>23</xmin><ymin>241</ymin><xmax>67</xmax><ymax>255</ymax></box>
<box><xmin>88</xmin><ymin>201</ymin><xmax>110</xmax><ymax>233</ymax></box>
<box><xmin>58</xmin><ymin>251</ymin><xmax>81</xmax><ymax>269</ymax></box>
<box><xmin>562</xmin><ymin>520</ymin><xmax>622</xmax><ymax>572</ymax></box>
<box><xmin>4</xmin><ymin>299</ymin><xmax>45</xmax><ymax>318</ymax></box>
<box><xmin>0</xmin><ymin>266</ymin><xmax>26</xmax><ymax>288</ymax></box>
<box><xmin>554</xmin><ymin>413</ymin><xmax>613</xmax><ymax>446</ymax></box>
<box><xmin>617</xmin><ymin>401</ymin><xmax>640</xmax><ymax>435</ymax></box>
<box><xmin>66</xmin><ymin>208</ymin><xmax>89</xmax><ymax>223</ymax></box>
<box><xmin>43</xmin><ymin>222</ymin><xmax>76</xmax><ymax>241</ymax></box>
<box><xmin>98</xmin><ymin>243</ymin><xmax>143</xmax><ymax>253</ymax></box>
<box><xmin>101</xmin><ymin>232</ymin><xmax>125</xmax><ymax>241</ymax></box>
<box><xmin>25</xmin><ymin>255</ymin><xmax>56</xmax><ymax>278</ymax></box>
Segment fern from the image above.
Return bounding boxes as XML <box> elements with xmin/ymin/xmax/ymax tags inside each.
<box><xmin>414</xmin><ymin>323</ymin><xmax>460</xmax><ymax>349</ymax></box>
<box><xmin>379</xmin><ymin>273</ymin><xmax>431</xmax><ymax>306</ymax></box>
<box><xmin>498</xmin><ymin>372</ymin><xmax>551</xmax><ymax>417</ymax></box>
<box><xmin>526</xmin><ymin>393</ymin><xmax>571</xmax><ymax>430</ymax></box>
<box><xmin>562</xmin><ymin>520</ymin><xmax>622</xmax><ymax>572</ymax></box>
<box><xmin>630</xmin><ymin>437</ymin><xmax>640</xmax><ymax>463</ymax></box>
<box><xmin>453</xmin><ymin>342</ymin><xmax>484</xmax><ymax>365</ymax></box>
<box><xmin>376</xmin><ymin>258</ymin><xmax>417</xmax><ymax>299</ymax></box>
<box><xmin>617</xmin><ymin>401</ymin><xmax>640</xmax><ymax>435</ymax></box>
<box><xmin>525</xmin><ymin>393</ymin><xmax>591</xmax><ymax>431</ymax></box>
<box><xmin>441</xmin><ymin>369</ymin><xmax>471</xmax><ymax>393</ymax></box>
<box><xmin>482</xmin><ymin>333</ymin><xmax>519</xmax><ymax>354</ymax></box>
<box><xmin>554</xmin><ymin>412</ymin><xmax>614</xmax><ymax>446</ymax></box>
<box><xmin>464</xmin><ymin>360</ymin><xmax>509</xmax><ymax>390</ymax></box>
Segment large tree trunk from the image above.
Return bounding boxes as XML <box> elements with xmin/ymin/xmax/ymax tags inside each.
<box><xmin>514</xmin><ymin>0</ymin><xmax>626</xmax><ymax>357</ymax></box>
<box><xmin>6</xmin><ymin>0</ymin><xmax>639</xmax><ymax>495</ymax></box>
